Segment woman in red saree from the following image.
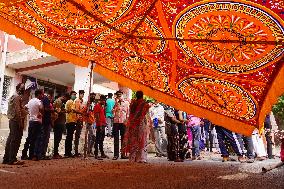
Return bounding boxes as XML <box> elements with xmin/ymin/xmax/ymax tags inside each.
<box><xmin>123</xmin><ymin>91</ymin><xmax>151</xmax><ymax>163</ymax></box>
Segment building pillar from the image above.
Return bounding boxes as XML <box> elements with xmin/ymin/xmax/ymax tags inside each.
<box><xmin>118</xmin><ymin>84</ymin><xmax>132</xmax><ymax>101</ymax></box>
<box><xmin>73</xmin><ymin>65</ymin><xmax>93</xmax><ymax>102</ymax></box>
<box><xmin>0</xmin><ymin>33</ymin><xmax>8</xmax><ymax>113</ymax></box>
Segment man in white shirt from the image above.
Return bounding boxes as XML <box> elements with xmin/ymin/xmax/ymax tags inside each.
<box><xmin>149</xmin><ymin>100</ymin><xmax>167</xmax><ymax>157</ymax></box>
<box><xmin>21</xmin><ymin>89</ymin><xmax>44</xmax><ymax>161</ymax></box>
<box><xmin>112</xmin><ymin>91</ymin><xmax>129</xmax><ymax>160</ymax></box>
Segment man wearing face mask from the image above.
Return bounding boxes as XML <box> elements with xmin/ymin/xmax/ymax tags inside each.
<box><xmin>64</xmin><ymin>91</ymin><xmax>78</xmax><ymax>158</ymax></box>
<box><xmin>3</xmin><ymin>83</ymin><xmax>27</xmax><ymax>165</ymax></box>
<box><xmin>112</xmin><ymin>91</ymin><xmax>129</xmax><ymax>160</ymax></box>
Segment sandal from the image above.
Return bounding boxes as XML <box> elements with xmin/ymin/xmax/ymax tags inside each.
<box><xmin>138</xmin><ymin>161</ymin><xmax>147</xmax><ymax>163</ymax></box>
<box><xmin>8</xmin><ymin>161</ymin><xmax>24</xmax><ymax>165</ymax></box>
<box><xmin>121</xmin><ymin>155</ymin><xmax>129</xmax><ymax>159</ymax></box>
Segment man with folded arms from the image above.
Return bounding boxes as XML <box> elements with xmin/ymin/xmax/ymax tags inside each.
<box><xmin>112</xmin><ymin>91</ymin><xmax>129</xmax><ymax>160</ymax></box>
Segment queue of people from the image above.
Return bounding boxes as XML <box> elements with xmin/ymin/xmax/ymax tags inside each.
<box><xmin>2</xmin><ymin>84</ymin><xmax>284</xmax><ymax>165</ymax></box>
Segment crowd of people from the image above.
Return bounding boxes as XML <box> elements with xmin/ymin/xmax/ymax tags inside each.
<box><xmin>2</xmin><ymin>83</ymin><xmax>283</xmax><ymax>165</ymax></box>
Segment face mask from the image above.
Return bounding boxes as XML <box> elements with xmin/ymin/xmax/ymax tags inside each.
<box><xmin>71</xmin><ymin>95</ymin><xmax>76</xmax><ymax>100</ymax></box>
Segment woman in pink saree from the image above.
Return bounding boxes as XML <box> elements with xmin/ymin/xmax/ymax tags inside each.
<box><xmin>123</xmin><ymin>91</ymin><xmax>151</xmax><ymax>163</ymax></box>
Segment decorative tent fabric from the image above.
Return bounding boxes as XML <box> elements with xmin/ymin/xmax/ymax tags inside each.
<box><xmin>0</xmin><ymin>0</ymin><xmax>283</xmax><ymax>136</ymax></box>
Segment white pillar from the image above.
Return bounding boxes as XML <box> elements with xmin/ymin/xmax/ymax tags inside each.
<box><xmin>0</xmin><ymin>33</ymin><xmax>8</xmax><ymax>111</ymax></box>
<box><xmin>73</xmin><ymin>65</ymin><xmax>93</xmax><ymax>102</ymax></box>
<box><xmin>9</xmin><ymin>73</ymin><xmax>22</xmax><ymax>98</ymax></box>
<box><xmin>118</xmin><ymin>84</ymin><xmax>132</xmax><ymax>100</ymax></box>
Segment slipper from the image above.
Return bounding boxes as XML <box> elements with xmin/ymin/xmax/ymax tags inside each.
<box><xmin>101</xmin><ymin>154</ymin><xmax>109</xmax><ymax>159</ymax></box>
<box><xmin>94</xmin><ymin>156</ymin><xmax>103</xmax><ymax>160</ymax></box>
<box><xmin>42</xmin><ymin>156</ymin><xmax>52</xmax><ymax>160</ymax></box>
<box><xmin>138</xmin><ymin>161</ymin><xmax>147</xmax><ymax>164</ymax></box>
<box><xmin>121</xmin><ymin>156</ymin><xmax>129</xmax><ymax>159</ymax></box>
<box><xmin>8</xmin><ymin>161</ymin><xmax>24</xmax><ymax>165</ymax></box>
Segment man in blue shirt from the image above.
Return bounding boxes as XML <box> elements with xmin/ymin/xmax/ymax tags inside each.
<box><xmin>105</xmin><ymin>93</ymin><xmax>115</xmax><ymax>137</ymax></box>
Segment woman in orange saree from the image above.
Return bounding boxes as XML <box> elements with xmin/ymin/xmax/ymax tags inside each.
<box><xmin>123</xmin><ymin>91</ymin><xmax>151</xmax><ymax>163</ymax></box>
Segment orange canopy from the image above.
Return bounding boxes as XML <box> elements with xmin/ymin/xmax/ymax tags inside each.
<box><xmin>0</xmin><ymin>0</ymin><xmax>283</xmax><ymax>135</ymax></box>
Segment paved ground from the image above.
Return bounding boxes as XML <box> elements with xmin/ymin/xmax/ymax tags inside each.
<box><xmin>1</xmin><ymin>114</ymin><xmax>284</xmax><ymax>189</ymax></box>
<box><xmin>0</xmin><ymin>155</ymin><xmax>283</xmax><ymax>189</ymax></box>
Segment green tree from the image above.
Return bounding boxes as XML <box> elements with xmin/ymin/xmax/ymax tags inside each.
<box><xmin>272</xmin><ymin>94</ymin><xmax>284</xmax><ymax>130</ymax></box>
<box><xmin>131</xmin><ymin>91</ymin><xmax>155</xmax><ymax>102</ymax></box>
<box><xmin>272</xmin><ymin>95</ymin><xmax>284</xmax><ymax>119</ymax></box>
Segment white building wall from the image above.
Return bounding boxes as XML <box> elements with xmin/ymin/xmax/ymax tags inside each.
<box><xmin>118</xmin><ymin>84</ymin><xmax>132</xmax><ymax>100</ymax></box>
<box><xmin>6</xmin><ymin>47</ymin><xmax>50</xmax><ymax>65</ymax></box>
<box><xmin>0</xmin><ymin>34</ymin><xmax>8</xmax><ymax>113</ymax></box>
<box><xmin>93</xmin><ymin>84</ymin><xmax>116</xmax><ymax>95</ymax></box>
<box><xmin>73</xmin><ymin>65</ymin><xmax>92</xmax><ymax>102</ymax></box>
<box><xmin>74</xmin><ymin>65</ymin><xmax>131</xmax><ymax>100</ymax></box>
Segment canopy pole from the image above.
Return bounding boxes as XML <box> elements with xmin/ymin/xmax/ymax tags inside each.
<box><xmin>83</xmin><ymin>61</ymin><xmax>95</xmax><ymax>159</ymax></box>
<box><xmin>262</xmin><ymin>162</ymin><xmax>284</xmax><ymax>173</ymax></box>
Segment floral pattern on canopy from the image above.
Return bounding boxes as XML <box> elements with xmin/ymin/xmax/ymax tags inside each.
<box><xmin>0</xmin><ymin>0</ymin><xmax>283</xmax><ymax>135</ymax></box>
